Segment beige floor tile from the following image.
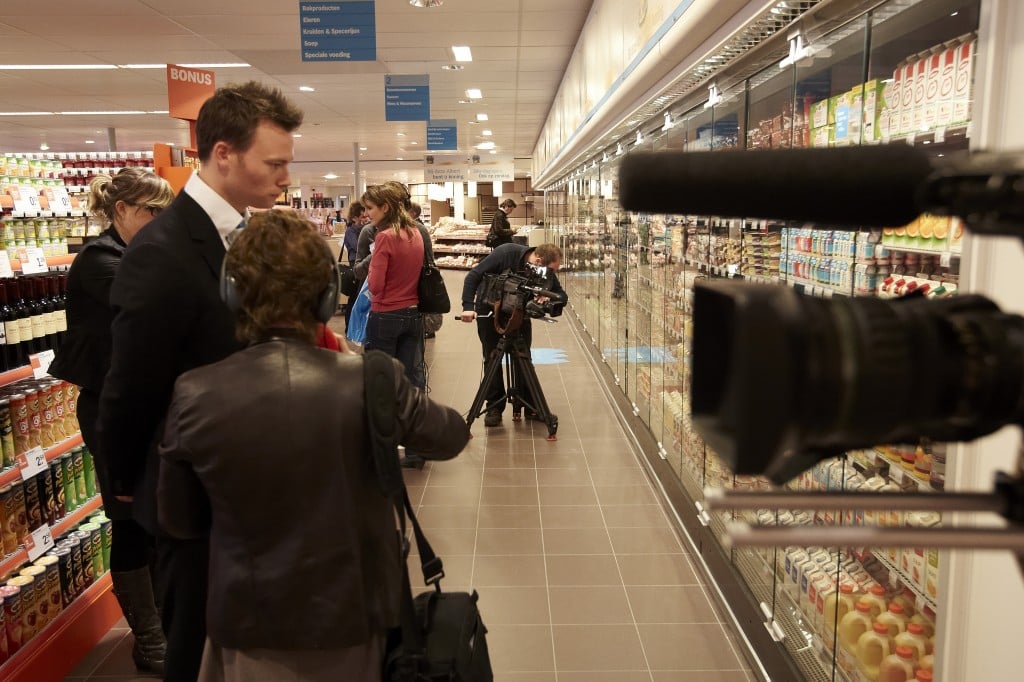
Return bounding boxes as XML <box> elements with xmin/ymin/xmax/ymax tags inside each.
<box><xmin>548</xmin><ymin>585</ymin><xmax>632</xmax><ymax>624</ymax></box>
<box><xmin>419</xmin><ymin>484</ymin><xmax>481</xmax><ymax>506</ymax></box>
<box><xmin>627</xmin><ymin>585</ymin><xmax>720</xmax><ymax>623</ymax></box>
<box><xmin>536</xmin><ymin>467</ymin><xmax>592</xmax><ymax>486</ymax></box>
<box><xmin>589</xmin><ymin>467</ymin><xmax>651</xmax><ymax>486</ymax></box>
<box><xmin>484</xmin><ymin>450</ymin><xmax>537</xmax><ymax>468</ymax></box>
<box><xmin>475</xmin><ymin>527</ymin><xmax>544</xmax><ymax>556</ymax></box>
<box><xmin>407</xmin><ymin>554</ymin><xmax>474</xmax><ymax>587</ymax></box>
<box><xmin>410</xmin><ymin>527</ymin><xmax>477</xmax><ymax>557</ymax></box>
<box><xmin>545</xmin><ymin>555</ymin><xmax>622</xmax><ymax>586</ymax></box>
<box><xmin>537</xmin><ymin>485</ymin><xmax>599</xmax><ymax>506</ymax></box>
<box><xmin>535</xmin><ymin>451</ymin><xmax>589</xmax><ymax>468</ymax></box>
<box><xmin>559</xmin><ymin>673</ymin><xmax>652</xmax><ymax>682</ymax></box>
<box><xmin>542</xmin><ymin>527</ymin><xmax>614</xmax><ymax>555</ymax></box>
<box><xmin>602</xmin><ymin>504</ymin><xmax>672</xmax><ymax>528</ymax></box>
<box><xmin>638</xmin><ymin>624</ymin><xmax>746</xmax><ymax>670</ymax></box>
<box><xmin>477</xmin><ymin>586</ymin><xmax>550</xmax><ymax>625</ymax></box>
<box><xmin>415</xmin><ymin>505</ymin><xmax>479</xmax><ymax>529</ymax></box>
<box><xmin>486</xmin><ymin>625</ymin><xmax>555</xmax><ymax>672</ymax></box>
<box><xmin>477</xmin><ymin>505</ymin><xmax>542</xmax><ymax>529</ymax></box>
<box><xmin>594</xmin><ymin>484</ymin><xmax>658</xmax><ymax>505</ymax></box>
<box><xmin>608</xmin><ymin>526</ymin><xmax>685</xmax><ymax>554</ymax></box>
<box><xmin>483</xmin><ymin>467</ymin><xmax>539</xmax><ymax>487</ymax></box>
<box><xmin>539</xmin><ymin>505</ymin><xmax>606</xmax><ymax>529</ymax></box>
<box><xmin>617</xmin><ymin>554</ymin><xmax>700</xmax><ymax>585</ymax></box>
<box><xmin>480</xmin><ymin>485</ymin><xmax>540</xmax><ymax>506</ymax></box>
<box><xmin>552</xmin><ymin>624</ymin><xmax>647</xmax><ymax>671</ymax></box>
<box><xmin>651</xmin><ymin>671</ymin><xmax>753</xmax><ymax>682</ymax></box>
<box><xmin>473</xmin><ymin>555</ymin><xmax>547</xmax><ymax>587</ymax></box>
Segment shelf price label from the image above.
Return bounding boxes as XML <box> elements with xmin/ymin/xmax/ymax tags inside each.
<box><xmin>17</xmin><ymin>445</ymin><xmax>48</xmax><ymax>480</ymax></box>
<box><xmin>30</xmin><ymin>349</ymin><xmax>55</xmax><ymax>379</ymax></box>
<box><xmin>25</xmin><ymin>523</ymin><xmax>55</xmax><ymax>561</ymax></box>
<box><xmin>21</xmin><ymin>247</ymin><xmax>48</xmax><ymax>275</ymax></box>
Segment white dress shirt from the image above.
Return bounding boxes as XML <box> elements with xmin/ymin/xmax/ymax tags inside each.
<box><xmin>182</xmin><ymin>171</ymin><xmax>246</xmax><ymax>248</ymax></box>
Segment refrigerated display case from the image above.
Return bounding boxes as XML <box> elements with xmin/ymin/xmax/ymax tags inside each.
<box><xmin>545</xmin><ymin>0</ymin><xmax>980</xmax><ymax>679</ymax></box>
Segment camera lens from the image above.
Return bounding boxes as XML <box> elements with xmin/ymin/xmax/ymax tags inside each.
<box><xmin>692</xmin><ymin>281</ymin><xmax>1024</xmax><ymax>483</ymax></box>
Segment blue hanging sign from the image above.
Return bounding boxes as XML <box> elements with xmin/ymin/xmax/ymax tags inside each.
<box><xmin>300</xmin><ymin>1</ymin><xmax>376</xmax><ymax>62</ymax></box>
<box><xmin>385</xmin><ymin>74</ymin><xmax>430</xmax><ymax>121</ymax></box>
<box><xmin>426</xmin><ymin>119</ymin><xmax>458</xmax><ymax>150</ymax></box>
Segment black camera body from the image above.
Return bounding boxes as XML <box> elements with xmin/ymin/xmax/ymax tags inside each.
<box><xmin>480</xmin><ymin>269</ymin><xmax>561</xmax><ymax>320</ymax></box>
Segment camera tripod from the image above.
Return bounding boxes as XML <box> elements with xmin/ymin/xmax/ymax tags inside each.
<box><xmin>466</xmin><ymin>313</ymin><xmax>558</xmax><ymax>440</ymax></box>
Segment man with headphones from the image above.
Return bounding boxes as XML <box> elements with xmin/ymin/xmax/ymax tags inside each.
<box><xmin>159</xmin><ymin>209</ymin><xmax>470</xmax><ymax>680</ymax></box>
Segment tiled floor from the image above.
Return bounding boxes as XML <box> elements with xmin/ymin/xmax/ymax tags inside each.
<box><xmin>65</xmin><ymin>270</ymin><xmax>756</xmax><ymax>681</ymax></box>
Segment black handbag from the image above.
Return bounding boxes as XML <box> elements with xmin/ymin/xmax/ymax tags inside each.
<box><xmin>363</xmin><ymin>352</ymin><xmax>493</xmax><ymax>682</ymax></box>
<box><xmin>418</xmin><ymin>250</ymin><xmax>451</xmax><ymax>315</ymax></box>
<box><xmin>484</xmin><ymin>230</ymin><xmax>500</xmax><ymax>249</ymax></box>
<box><xmin>339</xmin><ymin>263</ymin><xmax>358</xmax><ymax>297</ymax></box>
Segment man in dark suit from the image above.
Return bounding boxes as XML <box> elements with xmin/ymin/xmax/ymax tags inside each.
<box><xmin>99</xmin><ymin>81</ymin><xmax>303</xmax><ymax>681</ymax></box>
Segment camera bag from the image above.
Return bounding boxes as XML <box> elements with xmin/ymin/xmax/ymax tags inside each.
<box><xmin>364</xmin><ymin>351</ymin><xmax>493</xmax><ymax>682</ymax></box>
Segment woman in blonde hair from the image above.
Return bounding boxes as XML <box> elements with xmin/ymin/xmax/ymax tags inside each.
<box><xmin>362</xmin><ymin>182</ymin><xmax>428</xmax><ymax>467</ymax></box>
<box><xmin>50</xmin><ymin>167</ymin><xmax>174</xmax><ymax>674</ymax></box>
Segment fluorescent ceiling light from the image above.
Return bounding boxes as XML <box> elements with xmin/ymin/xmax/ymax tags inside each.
<box><xmin>465</xmin><ymin>88</ymin><xmax>482</xmax><ymax>99</ymax></box>
<box><xmin>0</xmin><ymin>111</ymin><xmax>52</xmax><ymax>116</ymax></box>
<box><xmin>60</xmin><ymin>110</ymin><xmax>146</xmax><ymax>115</ymax></box>
<box><xmin>176</xmin><ymin>63</ymin><xmax>249</xmax><ymax>68</ymax></box>
<box><xmin>0</xmin><ymin>64</ymin><xmax>116</xmax><ymax>70</ymax></box>
<box><xmin>410</xmin><ymin>0</ymin><xmax>443</xmax><ymax>7</ymax></box>
<box><xmin>475</xmin><ymin>142</ymin><xmax>495</xmax><ymax>149</ymax></box>
<box><xmin>299</xmin><ymin>86</ymin><xmax>315</xmax><ymax>92</ymax></box>
<box><xmin>457</xmin><ymin>99</ymin><xmax>473</xmax><ymax>104</ymax></box>
<box><xmin>293</xmin><ymin>134</ymin><xmax>303</xmax><ymax>138</ymax></box>
<box><xmin>476</xmin><ymin>113</ymin><xmax>488</xmax><ymax>121</ymax></box>
<box><xmin>397</xmin><ymin>157</ymin><xmax>404</xmax><ymax>161</ymax></box>
<box><xmin>323</xmin><ymin>173</ymin><xmax>338</xmax><ymax>179</ymax></box>
<box><xmin>489</xmin><ymin>150</ymin><xmax>497</xmax><ymax>154</ymax></box>
<box><xmin>482</xmin><ymin>130</ymin><xmax>492</xmax><ymax>136</ymax></box>
<box><xmin>452</xmin><ymin>46</ymin><xmax>473</xmax><ymax>62</ymax></box>
<box><xmin>360</xmin><ymin>146</ymin><xmax>368</xmax><ymax>151</ymax></box>
<box><xmin>410</xmin><ymin>141</ymin><xmax>418</xmax><ymax>145</ymax></box>
<box><xmin>397</xmin><ymin>132</ymin><xmax>406</xmax><ymax>136</ymax></box>
<box><xmin>441</xmin><ymin>64</ymin><xmax>463</xmax><ymax>71</ymax></box>
<box><xmin>84</xmin><ymin>140</ymin><xmax>95</xmax><ymax>144</ymax></box>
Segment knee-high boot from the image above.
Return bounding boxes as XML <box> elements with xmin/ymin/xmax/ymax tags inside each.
<box><xmin>111</xmin><ymin>567</ymin><xmax>167</xmax><ymax>675</ymax></box>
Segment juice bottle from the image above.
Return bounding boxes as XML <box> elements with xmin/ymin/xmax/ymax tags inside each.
<box><xmin>857</xmin><ymin>622</ymin><xmax>894</xmax><ymax>680</ymax></box>
<box><xmin>858</xmin><ymin>584</ymin><xmax>889</xmax><ymax>620</ymax></box>
<box><xmin>823</xmin><ymin>582</ymin><xmax>859</xmax><ymax>637</ymax></box>
<box><xmin>877</xmin><ymin>602</ymin><xmax>909</xmax><ymax>637</ymax></box>
<box><xmin>893</xmin><ymin>622</ymin><xmax>929</xmax><ymax>661</ymax></box>
<box><xmin>878</xmin><ymin>645</ymin><xmax>916</xmax><ymax>682</ymax></box>
<box><xmin>891</xmin><ymin>587</ymin><xmax>916</xmax><ymax>618</ymax></box>
<box><xmin>918</xmin><ymin>653</ymin><xmax>934</xmax><ymax>671</ymax></box>
<box><xmin>911</xmin><ymin>606</ymin><xmax>936</xmax><ymax>639</ymax></box>
<box><xmin>837</xmin><ymin>601</ymin><xmax>875</xmax><ymax>673</ymax></box>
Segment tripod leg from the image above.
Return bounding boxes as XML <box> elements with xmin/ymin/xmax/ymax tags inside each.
<box><xmin>467</xmin><ymin>347</ymin><xmax>509</xmax><ymax>428</ymax></box>
<box><xmin>510</xmin><ymin>350</ymin><xmax>558</xmax><ymax>440</ymax></box>
<box><xmin>507</xmin><ymin>351</ymin><xmax>524</xmax><ymax>421</ymax></box>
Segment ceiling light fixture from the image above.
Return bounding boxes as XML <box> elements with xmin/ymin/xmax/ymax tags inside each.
<box><xmin>360</xmin><ymin>146</ymin><xmax>368</xmax><ymax>151</ymax></box>
<box><xmin>458</xmin><ymin>99</ymin><xmax>473</xmax><ymax>104</ymax></box>
<box><xmin>489</xmin><ymin>150</ymin><xmax>497</xmax><ymax>154</ymax></box>
<box><xmin>482</xmin><ymin>130</ymin><xmax>492</xmax><ymax>136</ymax></box>
<box><xmin>0</xmin><ymin>111</ymin><xmax>53</xmax><ymax>116</ymax></box>
<box><xmin>409</xmin><ymin>0</ymin><xmax>443</xmax><ymax>7</ymax></box>
<box><xmin>299</xmin><ymin>86</ymin><xmax>315</xmax><ymax>92</ymax></box>
<box><xmin>84</xmin><ymin>140</ymin><xmax>95</xmax><ymax>144</ymax></box>
<box><xmin>475</xmin><ymin>142</ymin><xmax>495</xmax><ymax>150</ymax></box>
<box><xmin>0</xmin><ymin>64</ymin><xmax>116</xmax><ymax>70</ymax></box>
<box><xmin>39</xmin><ymin>142</ymin><xmax>49</xmax><ymax>151</ymax></box>
<box><xmin>397</xmin><ymin>132</ymin><xmax>406</xmax><ymax>136</ymax></box>
<box><xmin>441</xmin><ymin>64</ymin><xmax>463</xmax><ymax>71</ymax></box>
<box><xmin>476</xmin><ymin>113</ymin><xmax>488</xmax><ymax>121</ymax></box>
<box><xmin>293</xmin><ymin>134</ymin><xmax>303</xmax><ymax>138</ymax></box>
<box><xmin>61</xmin><ymin>110</ymin><xmax>146</xmax><ymax>115</ymax></box>
<box><xmin>452</xmin><ymin>46</ymin><xmax>473</xmax><ymax>62</ymax></box>
<box><xmin>323</xmin><ymin>173</ymin><xmax>338</xmax><ymax>179</ymax></box>
<box><xmin>466</xmin><ymin>88</ymin><xmax>483</xmax><ymax>99</ymax></box>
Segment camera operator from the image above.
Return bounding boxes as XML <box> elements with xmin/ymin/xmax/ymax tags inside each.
<box><xmin>460</xmin><ymin>243</ymin><xmax>566</xmax><ymax>427</ymax></box>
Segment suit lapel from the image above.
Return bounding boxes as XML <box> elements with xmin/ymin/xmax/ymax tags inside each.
<box><xmin>173</xmin><ymin>191</ymin><xmax>226</xmax><ymax>279</ymax></box>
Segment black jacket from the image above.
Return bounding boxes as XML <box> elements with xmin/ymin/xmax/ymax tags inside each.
<box><xmin>461</xmin><ymin>243</ymin><xmax>566</xmax><ymax>316</ymax></box>
<box><xmin>489</xmin><ymin>208</ymin><xmax>514</xmax><ymax>246</ymax></box>
<box><xmin>99</xmin><ymin>190</ymin><xmax>244</xmax><ymax>533</ymax></box>
<box><xmin>158</xmin><ymin>339</ymin><xmax>470</xmax><ymax>649</ymax></box>
<box><xmin>49</xmin><ymin>227</ymin><xmax>125</xmax><ymax>392</ymax></box>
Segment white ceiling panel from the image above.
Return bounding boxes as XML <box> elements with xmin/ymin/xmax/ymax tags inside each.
<box><xmin>0</xmin><ymin>0</ymin><xmax>594</xmax><ymax>180</ymax></box>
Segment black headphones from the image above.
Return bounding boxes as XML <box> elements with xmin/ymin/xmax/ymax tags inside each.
<box><xmin>220</xmin><ymin>253</ymin><xmax>341</xmax><ymax>325</ymax></box>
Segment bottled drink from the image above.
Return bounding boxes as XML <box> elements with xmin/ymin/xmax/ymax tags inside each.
<box><xmin>0</xmin><ymin>280</ymin><xmax>17</xmax><ymax>371</ymax></box>
<box><xmin>27</xmin><ymin>277</ymin><xmax>46</xmax><ymax>355</ymax></box>
<box><xmin>856</xmin><ymin>622</ymin><xmax>894</xmax><ymax>681</ymax></box>
<box><xmin>10</xmin><ymin>279</ymin><xmax>34</xmax><ymax>359</ymax></box>
<box><xmin>50</xmin><ymin>276</ymin><xmax>66</xmax><ymax>351</ymax></box>
<box><xmin>36</xmin><ymin>277</ymin><xmax>56</xmax><ymax>352</ymax></box>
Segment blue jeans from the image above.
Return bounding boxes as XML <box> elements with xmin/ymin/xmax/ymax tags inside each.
<box><xmin>366</xmin><ymin>307</ymin><xmax>425</xmax><ymax>389</ymax></box>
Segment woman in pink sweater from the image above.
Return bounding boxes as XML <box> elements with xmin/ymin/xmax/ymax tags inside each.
<box><xmin>363</xmin><ymin>181</ymin><xmax>426</xmax><ymax>398</ymax></box>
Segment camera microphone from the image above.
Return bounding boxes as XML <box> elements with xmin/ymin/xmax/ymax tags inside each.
<box><xmin>619</xmin><ymin>145</ymin><xmax>934</xmax><ymax>228</ymax></box>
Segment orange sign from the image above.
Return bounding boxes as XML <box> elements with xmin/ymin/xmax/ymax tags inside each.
<box><xmin>166</xmin><ymin>65</ymin><xmax>215</xmax><ymax>120</ymax></box>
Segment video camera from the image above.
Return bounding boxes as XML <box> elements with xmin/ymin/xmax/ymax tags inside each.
<box><xmin>480</xmin><ymin>267</ymin><xmax>563</xmax><ymax>322</ymax></box>
<box><xmin>618</xmin><ymin>144</ymin><xmax>1024</xmax><ymax>563</ymax></box>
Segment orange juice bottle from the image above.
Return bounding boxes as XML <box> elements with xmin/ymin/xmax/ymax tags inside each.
<box><xmin>837</xmin><ymin>601</ymin><xmax>874</xmax><ymax>673</ymax></box>
<box><xmin>857</xmin><ymin>622</ymin><xmax>894</xmax><ymax>680</ymax></box>
<box><xmin>878</xmin><ymin>645</ymin><xmax>916</xmax><ymax>681</ymax></box>
<box><xmin>910</xmin><ymin>605</ymin><xmax>936</xmax><ymax>639</ymax></box>
<box><xmin>822</xmin><ymin>582</ymin><xmax>859</xmax><ymax>650</ymax></box>
<box><xmin>893</xmin><ymin>622</ymin><xmax>929</xmax><ymax>661</ymax></box>
<box><xmin>918</xmin><ymin>653</ymin><xmax>934</xmax><ymax>670</ymax></box>
<box><xmin>858</xmin><ymin>584</ymin><xmax>889</xmax><ymax>620</ymax></box>
<box><xmin>891</xmin><ymin>586</ymin><xmax>916</xmax><ymax>617</ymax></box>
<box><xmin>877</xmin><ymin>602</ymin><xmax>909</xmax><ymax>637</ymax></box>
<box><xmin>916</xmin><ymin>668</ymin><xmax>933</xmax><ymax>681</ymax></box>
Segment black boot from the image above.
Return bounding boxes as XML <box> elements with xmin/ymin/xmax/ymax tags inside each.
<box><xmin>112</xmin><ymin>568</ymin><xmax>166</xmax><ymax>675</ymax></box>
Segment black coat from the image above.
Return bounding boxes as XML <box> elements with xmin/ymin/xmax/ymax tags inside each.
<box><xmin>49</xmin><ymin>226</ymin><xmax>125</xmax><ymax>392</ymax></box>
<box><xmin>489</xmin><ymin>208</ymin><xmax>514</xmax><ymax>246</ymax></box>
<box><xmin>98</xmin><ymin>190</ymin><xmax>244</xmax><ymax>533</ymax></box>
<box><xmin>158</xmin><ymin>339</ymin><xmax>470</xmax><ymax>649</ymax></box>
<box><xmin>461</xmin><ymin>243</ymin><xmax>567</xmax><ymax>316</ymax></box>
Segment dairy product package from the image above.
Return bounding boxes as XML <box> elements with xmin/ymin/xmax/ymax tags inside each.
<box><xmin>923</xmin><ymin>50</ymin><xmax>942</xmax><ymax>130</ymax></box>
<box><xmin>953</xmin><ymin>34</ymin><xmax>976</xmax><ymax>124</ymax></box>
<box><xmin>911</xmin><ymin>57</ymin><xmax>929</xmax><ymax>133</ymax></box>
<box><xmin>899</xmin><ymin>61</ymin><xmax>916</xmax><ymax>135</ymax></box>
<box><xmin>937</xmin><ymin>42</ymin><xmax>957</xmax><ymax>126</ymax></box>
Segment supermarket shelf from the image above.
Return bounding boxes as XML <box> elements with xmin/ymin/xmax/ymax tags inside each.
<box><xmin>436</xmin><ymin>265</ymin><xmax>476</xmax><ymax>270</ymax></box>
<box><xmin>434</xmin><ymin>234</ymin><xmax>487</xmax><ymax>241</ymax></box>
<box><xmin>0</xmin><ymin>432</ymin><xmax>83</xmax><ymax>488</ymax></box>
<box><xmin>880</xmin><ymin>243</ymin><xmax>960</xmax><ymax>258</ymax></box>
<box><xmin>10</xmin><ymin>254</ymin><xmax>76</xmax><ymax>270</ymax></box>
<box><xmin>0</xmin><ymin>492</ymin><xmax>101</xmax><ymax>579</ymax></box>
<box><xmin>785</xmin><ymin>276</ymin><xmax>851</xmax><ymax>298</ymax></box>
<box><xmin>0</xmin><ymin>364</ymin><xmax>34</xmax><ymax>387</ymax></box>
<box><xmin>871</xmin><ymin>550</ymin><xmax>938</xmax><ymax>612</ymax></box>
<box><xmin>0</xmin><ymin>571</ymin><xmax>121</xmax><ymax>682</ymax></box>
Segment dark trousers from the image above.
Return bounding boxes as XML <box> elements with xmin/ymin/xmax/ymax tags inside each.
<box><xmin>476</xmin><ymin>317</ymin><xmax>532</xmax><ymax>412</ymax></box>
<box><xmin>157</xmin><ymin>536</ymin><xmax>209</xmax><ymax>681</ymax></box>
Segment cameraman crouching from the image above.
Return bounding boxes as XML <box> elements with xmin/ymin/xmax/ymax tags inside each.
<box><xmin>460</xmin><ymin>243</ymin><xmax>566</xmax><ymax>427</ymax></box>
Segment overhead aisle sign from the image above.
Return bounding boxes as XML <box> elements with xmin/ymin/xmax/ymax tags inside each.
<box><xmin>300</xmin><ymin>1</ymin><xmax>377</xmax><ymax>62</ymax></box>
<box><xmin>385</xmin><ymin>75</ymin><xmax>430</xmax><ymax>121</ymax></box>
<box><xmin>424</xmin><ymin>154</ymin><xmax>468</xmax><ymax>182</ymax></box>
<box><xmin>426</xmin><ymin>119</ymin><xmax>458</xmax><ymax>150</ymax></box>
<box><xmin>468</xmin><ymin>154</ymin><xmax>515</xmax><ymax>182</ymax></box>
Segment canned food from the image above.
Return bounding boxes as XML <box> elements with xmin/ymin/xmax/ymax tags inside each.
<box><xmin>90</xmin><ymin>514</ymin><xmax>112</xmax><ymax>573</ymax></box>
<box><xmin>60</xmin><ymin>453</ymin><xmax>77</xmax><ymax>512</ymax></box>
<box><xmin>18</xmin><ymin>566</ymin><xmax>48</xmax><ymax>628</ymax></box>
<box><xmin>24</xmin><ymin>388</ymin><xmax>41</xmax><ymax>450</ymax></box>
<box><xmin>38</xmin><ymin>382</ymin><xmax>55</xmax><ymax>449</ymax></box>
<box><xmin>72</xmin><ymin>531</ymin><xmax>95</xmax><ymax>587</ymax></box>
<box><xmin>9</xmin><ymin>481</ymin><xmax>28</xmax><ymax>543</ymax></box>
<box><xmin>82</xmin><ymin>448</ymin><xmax>96</xmax><ymax>499</ymax></box>
<box><xmin>0</xmin><ymin>397</ymin><xmax>14</xmax><ymax>469</ymax></box>
<box><xmin>0</xmin><ymin>484</ymin><xmax>18</xmax><ymax>555</ymax></box>
<box><xmin>54</xmin><ymin>547</ymin><xmax>74</xmax><ymax>608</ymax></box>
<box><xmin>72</xmin><ymin>447</ymin><xmax>86</xmax><ymax>503</ymax></box>
<box><xmin>34</xmin><ymin>556</ymin><xmax>62</xmax><ymax>620</ymax></box>
<box><xmin>79</xmin><ymin>522</ymin><xmax>103</xmax><ymax>579</ymax></box>
<box><xmin>51</xmin><ymin>383</ymin><xmax>66</xmax><ymax>441</ymax></box>
<box><xmin>6</xmin><ymin>576</ymin><xmax>36</xmax><ymax>641</ymax></box>
<box><xmin>35</xmin><ymin>469</ymin><xmax>56</xmax><ymax>527</ymax></box>
<box><xmin>23</xmin><ymin>474</ymin><xmax>43</xmax><ymax>532</ymax></box>
<box><xmin>57</xmin><ymin>537</ymin><xmax>85</xmax><ymax>599</ymax></box>
<box><xmin>0</xmin><ymin>584</ymin><xmax>23</xmax><ymax>654</ymax></box>
<box><xmin>9</xmin><ymin>393</ymin><xmax>30</xmax><ymax>458</ymax></box>
<box><xmin>50</xmin><ymin>459</ymin><xmax>65</xmax><ymax>519</ymax></box>
<box><xmin>63</xmin><ymin>383</ymin><xmax>78</xmax><ymax>435</ymax></box>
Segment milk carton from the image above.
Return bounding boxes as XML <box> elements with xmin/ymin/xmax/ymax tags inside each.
<box><xmin>848</xmin><ymin>85</ymin><xmax>863</xmax><ymax>143</ymax></box>
<box><xmin>911</xmin><ymin>57</ymin><xmax>929</xmax><ymax>133</ymax></box>
<box><xmin>899</xmin><ymin>61</ymin><xmax>915</xmax><ymax>135</ymax></box>
<box><xmin>953</xmin><ymin>35</ymin><xmax>976</xmax><ymax>124</ymax></box>
<box><xmin>937</xmin><ymin>42</ymin><xmax>957</xmax><ymax>126</ymax></box>
<box><xmin>833</xmin><ymin>92</ymin><xmax>852</xmax><ymax>146</ymax></box>
<box><xmin>923</xmin><ymin>50</ymin><xmax>943</xmax><ymax>130</ymax></box>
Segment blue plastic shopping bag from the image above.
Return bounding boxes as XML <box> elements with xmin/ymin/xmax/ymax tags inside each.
<box><xmin>347</xmin><ymin>279</ymin><xmax>372</xmax><ymax>345</ymax></box>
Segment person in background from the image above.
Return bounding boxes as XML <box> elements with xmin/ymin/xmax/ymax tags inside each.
<box><xmin>407</xmin><ymin>200</ymin><xmax>442</xmax><ymax>340</ymax></box>
<box><xmin>460</xmin><ymin>243</ymin><xmax>566</xmax><ymax>427</ymax></box>
<box><xmin>99</xmin><ymin>80</ymin><xmax>303</xmax><ymax>681</ymax></box>
<box><xmin>158</xmin><ymin>210</ymin><xmax>469</xmax><ymax>682</ymax></box>
<box><xmin>363</xmin><ymin>182</ymin><xmax>429</xmax><ymax>468</ymax></box>
<box><xmin>489</xmin><ymin>198</ymin><xmax>517</xmax><ymax>247</ymax></box>
<box><xmin>343</xmin><ymin>201</ymin><xmax>365</xmax><ymax>266</ymax></box>
<box><xmin>49</xmin><ymin>168</ymin><xmax>174</xmax><ymax>675</ymax></box>
<box><xmin>408</xmin><ymin>201</ymin><xmax>425</xmax><ymax>226</ymax></box>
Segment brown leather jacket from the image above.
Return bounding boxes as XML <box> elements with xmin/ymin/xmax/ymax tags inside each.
<box><xmin>157</xmin><ymin>337</ymin><xmax>470</xmax><ymax>650</ymax></box>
